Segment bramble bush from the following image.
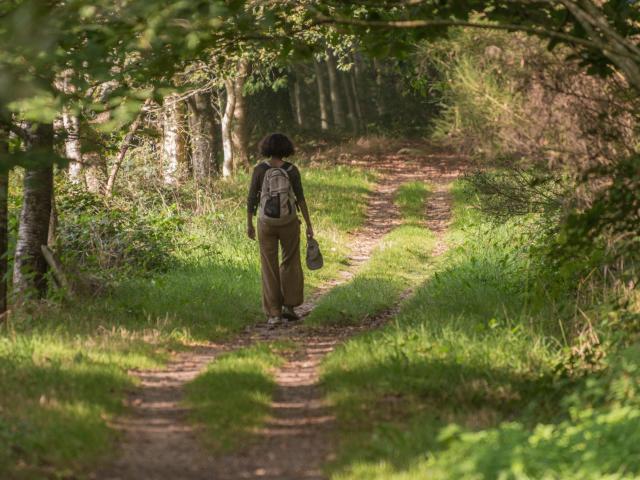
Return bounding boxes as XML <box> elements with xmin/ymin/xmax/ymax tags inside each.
<box><xmin>55</xmin><ymin>182</ymin><xmax>183</xmax><ymax>278</ymax></box>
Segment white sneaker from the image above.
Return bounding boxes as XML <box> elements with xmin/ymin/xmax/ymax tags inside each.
<box><xmin>267</xmin><ymin>316</ymin><xmax>284</xmax><ymax>328</ymax></box>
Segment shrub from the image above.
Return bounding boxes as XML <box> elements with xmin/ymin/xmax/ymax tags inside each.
<box><xmin>55</xmin><ymin>182</ymin><xmax>183</xmax><ymax>278</ymax></box>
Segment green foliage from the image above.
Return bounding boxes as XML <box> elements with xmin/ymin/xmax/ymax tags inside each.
<box><xmin>321</xmin><ymin>179</ymin><xmax>640</xmax><ymax>480</ymax></box>
<box><xmin>467</xmin><ymin>169</ymin><xmax>565</xmax><ymax>221</ymax></box>
<box><xmin>321</xmin><ymin>1</ymin><xmax>640</xmax><ymax>93</ymax></box>
<box><xmin>185</xmin><ymin>343</ymin><xmax>289</xmax><ymax>451</ymax></box>
<box><xmin>556</xmin><ymin>154</ymin><xmax>640</xmax><ymax>268</ymax></box>
<box><xmin>418</xmin><ymin>27</ymin><xmax>527</xmax><ymax>156</ymax></box>
<box><xmin>56</xmin><ymin>183</ymin><xmax>183</xmax><ymax>276</ymax></box>
<box><xmin>384</xmin><ymin>346</ymin><xmax>640</xmax><ymax>479</ymax></box>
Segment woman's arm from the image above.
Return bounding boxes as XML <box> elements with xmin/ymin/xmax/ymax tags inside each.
<box><xmin>247</xmin><ymin>211</ymin><xmax>256</xmax><ymax>240</ymax></box>
<box><xmin>290</xmin><ymin>166</ymin><xmax>313</xmax><ymax>238</ymax></box>
<box><xmin>246</xmin><ymin>167</ymin><xmax>260</xmax><ymax>240</ymax></box>
<box><xmin>298</xmin><ymin>200</ymin><xmax>313</xmax><ymax>238</ymax></box>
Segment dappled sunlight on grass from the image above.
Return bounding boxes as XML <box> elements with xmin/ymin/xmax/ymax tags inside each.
<box><xmin>0</xmin><ymin>332</ymin><xmax>168</xmax><ymax>476</ymax></box>
<box><xmin>184</xmin><ymin>342</ymin><xmax>290</xmax><ymax>451</ymax></box>
<box><xmin>320</xmin><ymin>180</ymin><xmax>640</xmax><ymax>479</ymax></box>
<box><xmin>396</xmin><ymin>181</ymin><xmax>430</xmax><ymax>226</ymax></box>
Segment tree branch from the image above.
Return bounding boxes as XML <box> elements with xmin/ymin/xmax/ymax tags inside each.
<box><xmin>104</xmin><ymin>99</ymin><xmax>152</xmax><ymax>197</ymax></box>
<box><xmin>312</xmin><ymin>14</ymin><xmax>632</xmax><ymax>60</ymax></box>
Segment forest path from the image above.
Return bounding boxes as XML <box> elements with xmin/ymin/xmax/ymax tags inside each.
<box><xmin>95</xmin><ymin>145</ymin><xmax>461</xmax><ymax>480</ymax></box>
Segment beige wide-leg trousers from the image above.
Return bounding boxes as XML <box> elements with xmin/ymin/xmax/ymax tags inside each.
<box><xmin>257</xmin><ymin>217</ymin><xmax>304</xmax><ymax>317</ymax></box>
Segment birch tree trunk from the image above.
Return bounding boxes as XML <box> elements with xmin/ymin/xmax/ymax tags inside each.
<box><xmin>13</xmin><ymin>123</ymin><xmax>54</xmax><ymax>299</ymax></box>
<box><xmin>313</xmin><ymin>59</ymin><xmax>330</xmax><ymax>131</ymax></box>
<box><xmin>290</xmin><ymin>69</ymin><xmax>306</xmax><ymax>128</ymax></box>
<box><xmin>62</xmin><ymin>110</ymin><xmax>84</xmax><ymax>183</ymax></box>
<box><xmin>231</xmin><ymin>59</ymin><xmax>251</xmax><ymax>171</ymax></box>
<box><xmin>162</xmin><ymin>94</ymin><xmax>188</xmax><ymax>185</ymax></box>
<box><xmin>186</xmin><ymin>91</ymin><xmax>218</xmax><ymax>181</ymax></box>
<box><xmin>222</xmin><ymin>79</ymin><xmax>236</xmax><ymax>178</ymax></box>
<box><xmin>58</xmin><ymin>70</ymin><xmax>84</xmax><ymax>183</ymax></box>
<box><xmin>0</xmin><ymin>126</ymin><xmax>8</xmax><ymax>316</ymax></box>
<box><xmin>326</xmin><ymin>52</ymin><xmax>346</xmax><ymax>129</ymax></box>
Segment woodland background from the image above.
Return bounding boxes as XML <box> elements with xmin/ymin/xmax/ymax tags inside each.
<box><xmin>0</xmin><ymin>1</ymin><xmax>639</xmax><ymax>478</ymax></box>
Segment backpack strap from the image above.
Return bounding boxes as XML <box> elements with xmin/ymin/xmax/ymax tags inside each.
<box><xmin>282</xmin><ymin>164</ymin><xmax>300</xmax><ymax>211</ymax></box>
<box><xmin>262</xmin><ymin>161</ymin><xmax>293</xmax><ymax>177</ymax></box>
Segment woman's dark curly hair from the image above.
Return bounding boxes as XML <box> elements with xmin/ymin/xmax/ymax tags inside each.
<box><xmin>259</xmin><ymin>133</ymin><xmax>295</xmax><ymax>158</ymax></box>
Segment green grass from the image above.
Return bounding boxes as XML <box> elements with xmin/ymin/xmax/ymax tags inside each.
<box><xmin>396</xmin><ymin>181</ymin><xmax>429</xmax><ymax>225</ymax></box>
<box><xmin>184</xmin><ymin>342</ymin><xmax>291</xmax><ymax>451</ymax></box>
<box><xmin>0</xmin><ymin>331</ymin><xmax>168</xmax><ymax>479</ymax></box>
<box><xmin>306</xmin><ymin>181</ymin><xmax>433</xmax><ymax>326</ymax></box>
<box><xmin>303</xmin><ymin>165</ymin><xmax>376</xmax><ymax>287</ymax></box>
<box><xmin>320</xmin><ymin>182</ymin><xmax>640</xmax><ymax>479</ymax></box>
<box><xmin>0</xmin><ymin>162</ymin><xmax>373</xmax><ymax>478</ymax></box>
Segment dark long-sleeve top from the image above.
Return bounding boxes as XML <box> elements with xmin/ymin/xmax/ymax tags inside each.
<box><xmin>247</xmin><ymin>161</ymin><xmax>305</xmax><ymax>215</ymax></box>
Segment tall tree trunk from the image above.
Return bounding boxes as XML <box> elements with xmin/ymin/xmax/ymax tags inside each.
<box><xmin>13</xmin><ymin>123</ymin><xmax>54</xmax><ymax>300</ymax></box>
<box><xmin>221</xmin><ymin>80</ymin><xmax>236</xmax><ymax>178</ymax></box>
<box><xmin>349</xmin><ymin>67</ymin><xmax>364</xmax><ymax>132</ymax></box>
<box><xmin>290</xmin><ymin>68</ymin><xmax>306</xmax><ymax>128</ymax></box>
<box><xmin>313</xmin><ymin>60</ymin><xmax>330</xmax><ymax>131</ymax></box>
<box><xmin>326</xmin><ymin>52</ymin><xmax>346</xmax><ymax>130</ymax></box>
<box><xmin>162</xmin><ymin>94</ymin><xmax>188</xmax><ymax>185</ymax></box>
<box><xmin>353</xmin><ymin>53</ymin><xmax>373</xmax><ymax>125</ymax></box>
<box><xmin>48</xmin><ymin>192</ymin><xmax>57</xmax><ymax>247</ymax></box>
<box><xmin>341</xmin><ymin>71</ymin><xmax>359</xmax><ymax>134</ymax></box>
<box><xmin>373</xmin><ymin>58</ymin><xmax>388</xmax><ymax>120</ymax></box>
<box><xmin>231</xmin><ymin>59</ymin><xmax>251</xmax><ymax>171</ymax></box>
<box><xmin>0</xmin><ymin>126</ymin><xmax>8</xmax><ymax>317</ymax></box>
<box><xmin>186</xmin><ymin>91</ymin><xmax>218</xmax><ymax>181</ymax></box>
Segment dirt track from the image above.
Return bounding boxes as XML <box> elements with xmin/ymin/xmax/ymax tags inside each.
<box><xmin>95</xmin><ymin>146</ymin><xmax>461</xmax><ymax>480</ymax></box>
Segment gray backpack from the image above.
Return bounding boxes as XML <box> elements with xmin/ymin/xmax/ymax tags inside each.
<box><xmin>258</xmin><ymin>163</ymin><xmax>298</xmax><ymax>225</ymax></box>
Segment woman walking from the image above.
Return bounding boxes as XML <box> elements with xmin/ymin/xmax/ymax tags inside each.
<box><xmin>247</xmin><ymin>133</ymin><xmax>314</xmax><ymax>327</ymax></box>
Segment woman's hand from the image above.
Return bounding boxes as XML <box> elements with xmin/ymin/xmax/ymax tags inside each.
<box><xmin>247</xmin><ymin>223</ymin><xmax>256</xmax><ymax>240</ymax></box>
<box><xmin>306</xmin><ymin>225</ymin><xmax>314</xmax><ymax>239</ymax></box>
